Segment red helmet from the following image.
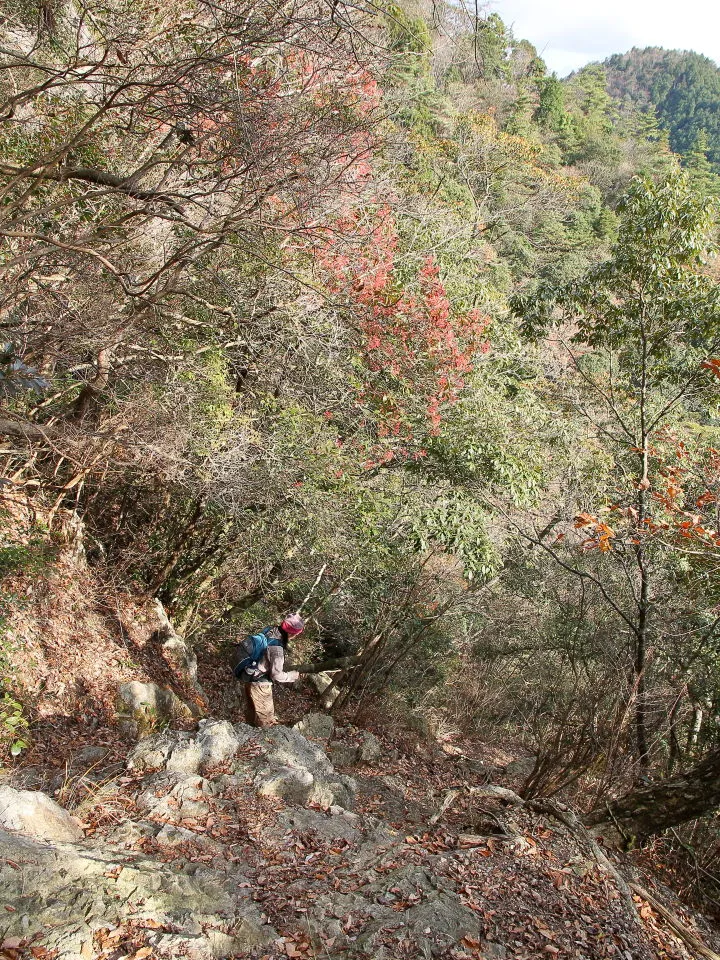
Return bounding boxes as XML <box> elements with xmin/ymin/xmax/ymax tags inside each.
<box><xmin>281</xmin><ymin>613</ymin><xmax>305</xmax><ymax>637</ymax></box>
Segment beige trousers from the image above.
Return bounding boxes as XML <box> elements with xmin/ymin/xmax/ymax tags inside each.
<box><xmin>243</xmin><ymin>681</ymin><xmax>276</xmax><ymax>727</ymax></box>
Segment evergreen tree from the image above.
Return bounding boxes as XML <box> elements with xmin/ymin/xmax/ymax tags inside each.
<box><xmin>684</xmin><ymin>129</ymin><xmax>720</xmax><ymax>196</ymax></box>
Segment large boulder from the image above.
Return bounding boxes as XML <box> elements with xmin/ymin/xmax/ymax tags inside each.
<box><xmin>252</xmin><ymin>724</ymin><xmax>334</xmax><ymax>773</ymax></box>
<box><xmin>117</xmin><ymin>681</ymin><xmax>194</xmax><ymax>739</ymax></box>
<box><xmin>251</xmin><ymin>726</ymin><xmax>356</xmax><ymax>810</ymax></box>
<box><xmin>0</xmin><ymin>786</ymin><xmax>83</xmax><ymax>843</ymax></box>
<box><xmin>129</xmin><ymin>721</ymin><xmax>356</xmax><ymax>812</ymax></box>
<box><xmin>293</xmin><ymin>711</ymin><xmax>335</xmax><ymax>741</ymax></box>
<box><xmin>128</xmin><ymin>721</ymin><xmax>249</xmax><ymax>774</ymax></box>
<box><xmin>197</xmin><ymin>718</ymin><xmax>248</xmax><ymax>765</ymax></box>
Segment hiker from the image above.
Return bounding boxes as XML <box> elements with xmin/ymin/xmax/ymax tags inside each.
<box><xmin>231</xmin><ymin>614</ymin><xmax>304</xmax><ymax>727</ymax></box>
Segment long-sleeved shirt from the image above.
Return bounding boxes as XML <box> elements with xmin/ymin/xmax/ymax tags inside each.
<box><xmin>254</xmin><ymin>627</ymin><xmax>299</xmax><ymax>683</ymax></box>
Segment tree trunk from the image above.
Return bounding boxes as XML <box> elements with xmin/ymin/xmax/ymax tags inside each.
<box><xmin>586</xmin><ymin>747</ymin><xmax>720</xmax><ymax>843</ymax></box>
<box><xmin>686</xmin><ymin>705</ymin><xmax>703</xmax><ymax>752</ymax></box>
<box><xmin>150</xmin><ymin>499</ymin><xmax>204</xmax><ymax>595</ymax></box>
<box><xmin>294</xmin><ymin>655</ymin><xmax>364</xmax><ymax>674</ymax></box>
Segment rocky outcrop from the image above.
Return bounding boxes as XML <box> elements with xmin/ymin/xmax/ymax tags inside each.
<box><xmin>0</xmin><ymin>827</ymin><xmax>274</xmax><ymax>960</ymax></box>
<box><xmin>0</xmin><ymin>720</ymin><xmax>661</xmax><ymax>960</ymax></box>
<box><xmin>293</xmin><ymin>711</ymin><xmax>335</xmax><ymax>741</ymax></box>
<box><xmin>116</xmin><ymin>679</ymin><xmax>194</xmax><ymax>738</ymax></box>
<box><xmin>153</xmin><ymin>599</ymin><xmax>208</xmax><ymax>707</ymax></box>
<box><xmin>0</xmin><ymin>785</ymin><xmax>83</xmax><ymax>842</ymax></box>
<box><xmin>128</xmin><ymin>720</ymin><xmax>357</xmax><ymax>810</ymax></box>
<box><xmin>252</xmin><ymin>725</ymin><xmax>356</xmax><ymax>808</ymax></box>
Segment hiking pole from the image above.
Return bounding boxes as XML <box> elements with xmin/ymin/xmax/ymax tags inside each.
<box><xmin>296</xmin><ymin>563</ymin><xmax>327</xmax><ymax>615</ymax></box>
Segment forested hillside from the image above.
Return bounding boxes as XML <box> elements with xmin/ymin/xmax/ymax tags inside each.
<box><xmin>602</xmin><ymin>47</ymin><xmax>720</xmax><ymax>178</ymax></box>
<box><xmin>2</xmin><ymin>0</ymin><xmax>720</xmax><ymax>956</ymax></box>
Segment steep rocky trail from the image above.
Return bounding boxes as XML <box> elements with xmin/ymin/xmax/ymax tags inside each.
<box><xmin>2</xmin><ymin>519</ymin><xmax>719</xmax><ymax>960</ymax></box>
<box><xmin>2</xmin><ymin>714</ymin><xmax>717</xmax><ymax>960</ymax></box>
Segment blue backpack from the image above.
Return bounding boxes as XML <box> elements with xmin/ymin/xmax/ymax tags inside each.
<box><xmin>232</xmin><ymin>628</ymin><xmax>282</xmax><ymax>680</ymax></box>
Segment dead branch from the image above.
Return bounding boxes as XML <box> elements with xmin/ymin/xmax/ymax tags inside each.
<box><xmin>0</xmin><ymin>418</ymin><xmax>56</xmax><ymax>440</ymax></box>
<box><xmin>294</xmin><ymin>654</ymin><xmax>364</xmax><ymax>674</ymax></box>
<box><xmin>0</xmin><ymin>164</ymin><xmax>186</xmax><ymax>214</ymax></box>
<box><xmin>628</xmin><ymin>883</ymin><xmax>720</xmax><ymax>960</ymax></box>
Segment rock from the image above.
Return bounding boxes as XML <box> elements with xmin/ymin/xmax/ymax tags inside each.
<box><xmin>128</xmin><ymin>729</ymin><xmax>193</xmax><ymax>772</ymax></box>
<box><xmin>272</xmin><ymin>806</ymin><xmax>361</xmax><ymax>844</ymax></box>
<box><xmin>129</xmin><ymin>722</ymin><xmax>249</xmax><ymax>775</ymax></box>
<box><xmin>197</xmin><ymin>718</ymin><xmax>248</xmax><ymax>766</ymax></box>
<box><xmin>257</xmin><ymin>764</ymin><xmax>315</xmax><ymax>805</ymax></box>
<box><xmin>293</xmin><ymin>711</ymin><xmax>335</xmax><ymax>741</ymax></box>
<box><xmin>357</xmin><ymin>730</ymin><xmax>383</xmax><ymax>763</ymax></box>
<box><xmin>255</xmin><ymin>762</ymin><xmax>355</xmax><ymax>810</ymax></box>
<box><xmin>329</xmin><ymin>742</ymin><xmax>360</xmax><ymax>767</ymax></box>
<box><xmin>247</xmin><ymin>726</ymin><xmax>356</xmax><ymax>810</ymax></box>
<box><xmin>149</xmin><ymin>922</ymin><xmax>270</xmax><ymax>960</ymax></box>
<box><xmin>105</xmin><ymin>820</ymin><xmax>160</xmax><ymax>848</ymax></box>
<box><xmin>253</xmin><ymin>724</ymin><xmax>333</xmax><ymax>774</ymax></box>
<box><xmin>116</xmin><ymin>680</ymin><xmax>194</xmax><ymax>739</ymax></box>
<box><xmin>309</xmin><ymin>671</ymin><xmax>340</xmax><ymax>708</ymax></box>
<box><xmin>505</xmin><ymin>756</ymin><xmax>537</xmax><ymax>778</ymax></box>
<box><xmin>0</xmin><ymin>786</ymin><xmax>83</xmax><ymax>843</ymax></box>
<box><xmin>136</xmin><ymin>772</ymin><xmax>216</xmax><ymax>821</ymax></box>
<box><xmin>0</xmin><ymin>827</ymin><xmax>275</xmax><ymax>958</ymax></box>
<box><xmin>166</xmin><ymin>737</ymin><xmax>204</xmax><ymax>774</ymax></box>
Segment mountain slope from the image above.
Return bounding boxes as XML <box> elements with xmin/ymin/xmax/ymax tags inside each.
<box><xmin>603</xmin><ymin>47</ymin><xmax>720</xmax><ymax>170</ymax></box>
<box><xmin>2</xmin><ymin>716</ymin><xmax>716</xmax><ymax>960</ymax></box>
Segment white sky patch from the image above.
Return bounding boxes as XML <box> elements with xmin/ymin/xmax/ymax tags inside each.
<box><xmin>490</xmin><ymin>0</ymin><xmax>720</xmax><ymax>75</ymax></box>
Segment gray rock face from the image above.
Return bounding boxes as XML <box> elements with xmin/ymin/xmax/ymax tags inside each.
<box><xmin>116</xmin><ymin>680</ymin><xmax>194</xmax><ymax>739</ymax></box>
<box><xmin>154</xmin><ymin>599</ymin><xmax>208</xmax><ymax>708</ymax></box>
<box><xmin>0</xmin><ymin>827</ymin><xmax>275</xmax><ymax>959</ymax></box>
<box><xmin>129</xmin><ymin>721</ymin><xmax>357</xmax><ymax>811</ymax></box>
<box><xmin>0</xmin><ymin>786</ymin><xmax>83</xmax><ymax>843</ymax></box>
<box><xmin>251</xmin><ymin>725</ymin><xmax>356</xmax><ymax>809</ymax></box>
<box><xmin>293</xmin><ymin>711</ymin><xmax>335</xmax><ymax>741</ymax></box>
<box><xmin>253</xmin><ymin>724</ymin><xmax>334</xmax><ymax>773</ymax></box>
<box><xmin>0</xmin><ymin>716</ymin><xmax>647</xmax><ymax>960</ymax></box>
<box><xmin>128</xmin><ymin>721</ymin><xmax>249</xmax><ymax>775</ymax></box>
<box><xmin>257</xmin><ymin>764</ymin><xmax>317</xmax><ymax>804</ymax></box>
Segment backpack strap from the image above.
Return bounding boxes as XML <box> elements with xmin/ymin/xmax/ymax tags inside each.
<box><xmin>232</xmin><ymin>628</ymin><xmax>282</xmax><ymax>680</ymax></box>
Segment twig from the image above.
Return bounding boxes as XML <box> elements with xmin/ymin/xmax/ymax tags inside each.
<box><xmin>296</xmin><ymin>563</ymin><xmax>327</xmax><ymax>615</ymax></box>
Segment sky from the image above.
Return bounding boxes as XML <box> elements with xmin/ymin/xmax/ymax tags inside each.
<box><xmin>492</xmin><ymin>0</ymin><xmax>720</xmax><ymax>76</ymax></box>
